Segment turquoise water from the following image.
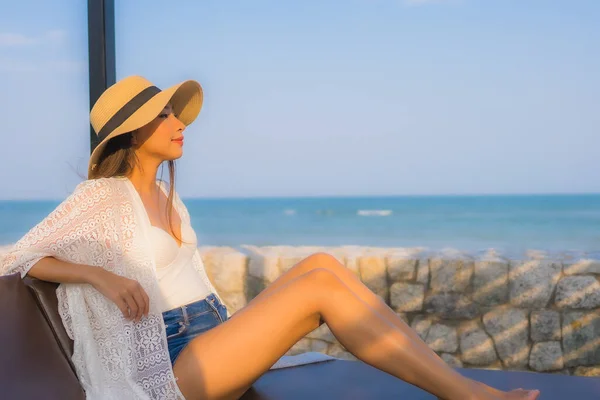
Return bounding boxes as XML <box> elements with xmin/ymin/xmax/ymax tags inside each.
<box><xmin>1</xmin><ymin>194</ymin><xmax>599</xmax><ymax>257</ymax></box>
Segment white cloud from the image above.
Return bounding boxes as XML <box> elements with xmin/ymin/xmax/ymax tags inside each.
<box><xmin>0</xmin><ymin>33</ymin><xmax>36</xmax><ymax>47</ymax></box>
<box><xmin>0</xmin><ymin>29</ymin><xmax>67</xmax><ymax>47</ymax></box>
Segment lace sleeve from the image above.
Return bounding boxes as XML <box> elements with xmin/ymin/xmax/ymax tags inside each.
<box><xmin>0</xmin><ymin>178</ymin><xmax>114</xmax><ymax>278</ymax></box>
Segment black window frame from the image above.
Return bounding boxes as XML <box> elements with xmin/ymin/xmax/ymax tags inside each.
<box><xmin>87</xmin><ymin>0</ymin><xmax>116</xmax><ymax>154</ymax></box>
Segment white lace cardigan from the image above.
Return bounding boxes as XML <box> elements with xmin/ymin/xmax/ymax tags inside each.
<box><xmin>0</xmin><ymin>176</ymin><xmax>337</xmax><ymax>399</ymax></box>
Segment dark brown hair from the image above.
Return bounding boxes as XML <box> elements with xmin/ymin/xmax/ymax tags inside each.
<box><xmin>84</xmin><ymin>132</ymin><xmax>191</xmax><ymax>246</ymax></box>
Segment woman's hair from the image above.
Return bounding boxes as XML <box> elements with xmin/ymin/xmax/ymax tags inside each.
<box><xmin>85</xmin><ymin>132</ymin><xmax>192</xmax><ymax>246</ymax></box>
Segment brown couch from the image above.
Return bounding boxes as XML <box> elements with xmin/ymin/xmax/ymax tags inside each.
<box><xmin>3</xmin><ymin>272</ymin><xmax>600</xmax><ymax>400</ymax></box>
<box><xmin>0</xmin><ymin>272</ymin><xmax>85</xmax><ymax>399</ymax></box>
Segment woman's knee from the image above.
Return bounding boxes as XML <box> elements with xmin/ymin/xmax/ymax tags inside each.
<box><xmin>307</xmin><ymin>252</ymin><xmax>341</xmax><ymax>266</ymax></box>
<box><xmin>301</xmin><ymin>267</ymin><xmax>344</xmax><ymax>293</ymax></box>
<box><xmin>298</xmin><ymin>269</ymin><xmax>346</xmax><ymax>323</ymax></box>
<box><xmin>298</xmin><ymin>252</ymin><xmax>344</xmax><ymax>275</ymax></box>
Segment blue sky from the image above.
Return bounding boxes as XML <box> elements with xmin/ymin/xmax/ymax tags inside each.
<box><xmin>1</xmin><ymin>0</ymin><xmax>599</xmax><ymax>200</ymax></box>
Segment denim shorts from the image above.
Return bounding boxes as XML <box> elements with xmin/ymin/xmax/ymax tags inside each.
<box><xmin>162</xmin><ymin>293</ymin><xmax>229</xmax><ymax>365</ymax></box>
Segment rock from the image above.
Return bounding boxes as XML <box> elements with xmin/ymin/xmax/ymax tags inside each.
<box><xmin>416</xmin><ymin>258</ymin><xmax>430</xmax><ymax>285</ymax></box>
<box><xmin>410</xmin><ymin>314</ymin><xmax>432</xmax><ymax>340</ymax></box>
<box><xmin>550</xmin><ymin>369</ymin><xmax>571</xmax><ymax>375</ymax></box>
<box><xmin>359</xmin><ymin>255</ymin><xmax>388</xmax><ymax>300</ymax></box>
<box><xmin>321</xmin><ymin>247</ymin><xmax>348</xmax><ymax>264</ymax></box>
<box><xmin>287</xmin><ymin>338</ymin><xmax>312</xmax><ymax>356</ymax></box>
<box><xmin>206</xmin><ymin>248</ymin><xmax>247</xmax><ymax>293</ymax></box>
<box><xmin>279</xmin><ymin>253</ymin><xmax>308</xmax><ymax>272</ymax></box>
<box><xmin>563</xmin><ymin>259</ymin><xmax>600</xmax><ymax>275</ymax></box>
<box><xmin>387</xmin><ymin>255</ymin><xmax>417</xmax><ymax>282</ymax></box>
<box><xmin>441</xmin><ymin>353</ymin><xmax>463</xmax><ymax>368</ymax></box>
<box><xmin>245</xmin><ymin>247</ymin><xmax>281</xmax><ymax>283</ymax></box>
<box><xmin>278</xmin><ymin>247</ymin><xmax>343</xmax><ymax>272</ymax></box>
<box><xmin>457</xmin><ymin>319</ymin><xmax>480</xmax><ymax>336</ymax></box>
<box><xmin>306</xmin><ymin>323</ymin><xmax>336</xmax><ymax>343</ymax></box>
<box><xmin>555</xmin><ymin>276</ymin><xmax>600</xmax><ymax>309</ymax></box>
<box><xmin>345</xmin><ymin>253</ymin><xmax>360</xmax><ymax>278</ymax></box>
<box><xmin>530</xmin><ymin>310</ymin><xmax>561</xmax><ymax>342</ymax></box>
<box><xmin>310</xmin><ymin>339</ymin><xmax>330</xmax><ymax>353</ymax></box>
<box><xmin>390</xmin><ymin>282</ymin><xmax>425</xmax><ymax>312</ymax></box>
<box><xmin>562</xmin><ymin>311</ymin><xmax>600</xmax><ymax>367</ymax></box>
<box><xmin>385</xmin><ymin>249</ymin><xmax>425</xmax><ymax>282</ymax></box>
<box><xmin>473</xmin><ymin>257</ymin><xmax>509</xmax><ymax>306</ymax></box>
<box><xmin>0</xmin><ymin>244</ymin><xmax>14</xmax><ymax>253</ymax></box>
<box><xmin>327</xmin><ymin>343</ymin><xmax>358</xmax><ymax>361</ymax></box>
<box><xmin>198</xmin><ymin>246</ymin><xmax>220</xmax><ymax>281</ymax></box>
<box><xmin>476</xmin><ymin>360</ymin><xmax>504</xmax><ymax>371</ymax></box>
<box><xmin>509</xmin><ymin>259</ymin><xmax>561</xmax><ymax>308</ymax></box>
<box><xmin>426</xmin><ymin>323</ymin><xmax>458</xmax><ymax>353</ymax></box>
<box><xmin>529</xmin><ymin>342</ymin><xmax>564</xmax><ymax>371</ymax></box>
<box><xmin>429</xmin><ymin>256</ymin><xmax>474</xmax><ymax>293</ymax></box>
<box><xmin>573</xmin><ymin>366</ymin><xmax>600</xmax><ymax>376</ymax></box>
<box><xmin>483</xmin><ymin>307</ymin><xmax>530</xmax><ymax>368</ymax></box>
<box><xmin>245</xmin><ymin>275</ymin><xmax>266</xmax><ymax>299</ymax></box>
<box><xmin>459</xmin><ymin>326</ymin><xmax>498</xmax><ymax>365</ymax></box>
<box><xmin>219</xmin><ymin>292</ymin><xmax>246</xmax><ymax>313</ymax></box>
<box><xmin>396</xmin><ymin>312</ymin><xmax>409</xmax><ymax>324</ymax></box>
<box><xmin>424</xmin><ymin>292</ymin><xmax>479</xmax><ymax>319</ymax></box>
<box><xmin>343</xmin><ymin>249</ymin><xmax>362</xmax><ymax>277</ymax></box>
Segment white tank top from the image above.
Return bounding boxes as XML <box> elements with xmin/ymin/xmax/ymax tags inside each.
<box><xmin>147</xmin><ymin>208</ymin><xmax>212</xmax><ymax>313</ymax></box>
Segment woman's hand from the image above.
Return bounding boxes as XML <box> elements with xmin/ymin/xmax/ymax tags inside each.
<box><xmin>89</xmin><ymin>268</ymin><xmax>150</xmax><ymax>322</ymax></box>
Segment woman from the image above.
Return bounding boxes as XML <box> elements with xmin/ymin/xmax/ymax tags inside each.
<box><xmin>0</xmin><ymin>76</ymin><xmax>540</xmax><ymax>400</ymax></box>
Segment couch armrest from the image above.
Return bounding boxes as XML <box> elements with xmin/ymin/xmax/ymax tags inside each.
<box><xmin>0</xmin><ymin>273</ymin><xmax>84</xmax><ymax>399</ymax></box>
<box><xmin>23</xmin><ymin>277</ymin><xmax>76</xmax><ymax>374</ymax></box>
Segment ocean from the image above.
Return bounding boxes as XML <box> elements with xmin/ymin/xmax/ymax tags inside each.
<box><xmin>1</xmin><ymin>194</ymin><xmax>599</xmax><ymax>258</ymax></box>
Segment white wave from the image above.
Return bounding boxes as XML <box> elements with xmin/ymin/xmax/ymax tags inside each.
<box><xmin>357</xmin><ymin>209</ymin><xmax>393</xmax><ymax>217</ymax></box>
<box><xmin>283</xmin><ymin>209</ymin><xmax>297</xmax><ymax>215</ymax></box>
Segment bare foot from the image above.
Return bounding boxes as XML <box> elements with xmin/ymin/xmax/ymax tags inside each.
<box><xmin>501</xmin><ymin>389</ymin><xmax>540</xmax><ymax>400</ymax></box>
<box><xmin>474</xmin><ymin>381</ymin><xmax>540</xmax><ymax>400</ymax></box>
<box><xmin>443</xmin><ymin>381</ymin><xmax>540</xmax><ymax>400</ymax></box>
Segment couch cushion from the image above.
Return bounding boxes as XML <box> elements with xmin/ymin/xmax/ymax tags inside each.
<box><xmin>0</xmin><ymin>273</ymin><xmax>85</xmax><ymax>400</ymax></box>
<box><xmin>23</xmin><ymin>277</ymin><xmax>75</xmax><ymax>373</ymax></box>
<box><xmin>241</xmin><ymin>359</ymin><xmax>600</xmax><ymax>400</ymax></box>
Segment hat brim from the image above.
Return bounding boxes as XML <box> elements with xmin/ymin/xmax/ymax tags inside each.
<box><xmin>87</xmin><ymin>79</ymin><xmax>203</xmax><ymax>177</ymax></box>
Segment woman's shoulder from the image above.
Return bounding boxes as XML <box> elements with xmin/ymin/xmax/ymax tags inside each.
<box><xmin>76</xmin><ymin>176</ymin><xmax>112</xmax><ymax>189</ymax></box>
<box><xmin>70</xmin><ymin>177</ymin><xmax>129</xmax><ymax>203</ymax></box>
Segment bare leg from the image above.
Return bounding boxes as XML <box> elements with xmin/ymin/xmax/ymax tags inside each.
<box><xmin>173</xmin><ymin>268</ymin><xmax>532</xmax><ymax>400</ymax></box>
<box><xmin>248</xmin><ymin>252</ymin><xmax>539</xmax><ymax>399</ymax></box>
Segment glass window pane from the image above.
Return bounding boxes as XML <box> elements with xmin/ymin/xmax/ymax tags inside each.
<box><xmin>114</xmin><ymin>2</ymin><xmax>600</xmax><ymax>254</ymax></box>
<box><xmin>0</xmin><ymin>1</ymin><xmax>88</xmax><ymax>244</ymax></box>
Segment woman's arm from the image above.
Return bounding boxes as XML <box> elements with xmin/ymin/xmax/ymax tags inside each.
<box><xmin>28</xmin><ymin>256</ymin><xmax>149</xmax><ymax>322</ymax></box>
<box><xmin>1</xmin><ymin>179</ymin><xmax>149</xmax><ymax>322</ymax></box>
<box><xmin>1</xmin><ymin>179</ymin><xmax>109</xmax><ymax>279</ymax></box>
<box><xmin>28</xmin><ymin>256</ymin><xmax>100</xmax><ymax>285</ymax></box>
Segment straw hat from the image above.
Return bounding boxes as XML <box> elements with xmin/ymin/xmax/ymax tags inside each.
<box><xmin>88</xmin><ymin>75</ymin><xmax>203</xmax><ymax>177</ymax></box>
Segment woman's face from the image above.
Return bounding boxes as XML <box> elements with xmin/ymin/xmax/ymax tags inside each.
<box><xmin>132</xmin><ymin>102</ymin><xmax>186</xmax><ymax>162</ymax></box>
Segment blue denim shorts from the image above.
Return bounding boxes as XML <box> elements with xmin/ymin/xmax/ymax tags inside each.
<box><xmin>162</xmin><ymin>293</ymin><xmax>229</xmax><ymax>365</ymax></box>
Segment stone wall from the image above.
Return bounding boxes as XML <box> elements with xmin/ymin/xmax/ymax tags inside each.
<box><xmin>199</xmin><ymin>245</ymin><xmax>600</xmax><ymax>377</ymax></box>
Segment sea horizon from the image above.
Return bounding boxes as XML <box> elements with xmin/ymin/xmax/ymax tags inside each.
<box><xmin>1</xmin><ymin>193</ymin><xmax>599</xmax><ymax>258</ymax></box>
